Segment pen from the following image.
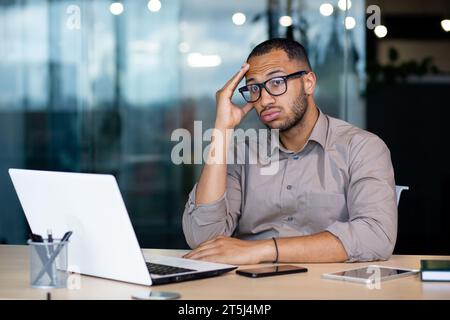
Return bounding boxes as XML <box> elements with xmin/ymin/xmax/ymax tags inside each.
<box><xmin>47</xmin><ymin>229</ymin><xmax>55</xmax><ymax>286</ymax></box>
<box><xmin>33</xmin><ymin>231</ymin><xmax>73</xmax><ymax>284</ymax></box>
<box><xmin>61</xmin><ymin>231</ymin><xmax>73</xmax><ymax>242</ymax></box>
<box><xmin>30</xmin><ymin>233</ymin><xmax>54</xmax><ymax>280</ymax></box>
<box><xmin>47</xmin><ymin>229</ymin><xmax>53</xmax><ymax>243</ymax></box>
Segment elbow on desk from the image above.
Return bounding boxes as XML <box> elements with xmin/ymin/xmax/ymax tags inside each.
<box><xmin>351</xmin><ymin>231</ymin><xmax>397</xmax><ymax>262</ymax></box>
<box><xmin>363</xmin><ymin>219</ymin><xmax>397</xmax><ymax>262</ymax></box>
<box><xmin>329</xmin><ymin>219</ymin><xmax>397</xmax><ymax>262</ymax></box>
<box><xmin>369</xmin><ymin>239</ymin><xmax>395</xmax><ymax>262</ymax></box>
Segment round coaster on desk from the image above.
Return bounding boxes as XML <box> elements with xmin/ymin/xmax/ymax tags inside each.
<box><xmin>131</xmin><ymin>291</ymin><xmax>181</xmax><ymax>300</ymax></box>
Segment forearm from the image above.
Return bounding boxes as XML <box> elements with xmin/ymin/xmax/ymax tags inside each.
<box><xmin>195</xmin><ymin>126</ymin><xmax>233</xmax><ymax>205</ymax></box>
<box><xmin>257</xmin><ymin>232</ymin><xmax>348</xmax><ymax>263</ymax></box>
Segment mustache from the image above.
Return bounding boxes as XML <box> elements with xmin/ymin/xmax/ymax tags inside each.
<box><xmin>258</xmin><ymin>92</ymin><xmax>307</xmax><ymax>116</ymax></box>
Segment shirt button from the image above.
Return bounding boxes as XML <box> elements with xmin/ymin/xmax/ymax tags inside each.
<box><xmin>293</xmin><ymin>155</ymin><xmax>299</xmax><ymax>160</ymax></box>
<box><xmin>286</xmin><ymin>185</ymin><xmax>292</xmax><ymax>190</ymax></box>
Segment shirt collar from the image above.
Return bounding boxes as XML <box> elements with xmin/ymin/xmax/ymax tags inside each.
<box><xmin>258</xmin><ymin>108</ymin><xmax>328</xmax><ymax>165</ymax></box>
<box><xmin>308</xmin><ymin>108</ymin><xmax>328</xmax><ymax>150</ymax></box>
<box><xmin>271</xmin><ymin>107</ymin><xmax>328</xmax><ymax>154</ymax></box>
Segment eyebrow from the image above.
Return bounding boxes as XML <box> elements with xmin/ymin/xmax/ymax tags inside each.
<box><xmin>246</xmin><ymin>69</ymin><xmax>285</xmax><ymax>83</ymax></box>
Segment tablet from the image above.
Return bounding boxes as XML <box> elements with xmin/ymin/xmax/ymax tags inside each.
<box><xmin>321</xmin><ymin>265</ymin><xmax>419</xmax><ymax>284</ymax></box>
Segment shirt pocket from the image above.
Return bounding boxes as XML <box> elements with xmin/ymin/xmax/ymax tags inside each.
<box><xmin>305</xmin><ymin>191</ymin><xmax>347</xmax><ymax>230</ymax></box>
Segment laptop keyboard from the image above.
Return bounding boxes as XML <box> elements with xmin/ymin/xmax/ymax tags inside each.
<box><xmin>146</xmin><ymin>262</ymin><xmax>195</xmax><ymax>275</ymax></box>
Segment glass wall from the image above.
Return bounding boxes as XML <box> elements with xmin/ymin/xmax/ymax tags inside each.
<box><xmin>365</xmin><ymin>0</ymin><xmax>450</xmax><ymax>255</ymax></box>
<box><xmin>0</xmin><ymin>0</ymin><xmax>366</xmax><ymax>248</ymax></box>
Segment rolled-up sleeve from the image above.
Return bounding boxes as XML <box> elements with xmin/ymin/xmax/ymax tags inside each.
<box><xmin>182</xmin><ymin>164</ymin><xmax>243</xmax><ymax>248</ymax></box>
<box><xmin>326</xmin><ymin>134</ymin><xmax>398</xmax><ymax>262</ymax></box>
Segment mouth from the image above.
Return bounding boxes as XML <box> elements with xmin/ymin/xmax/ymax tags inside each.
<box><xmin>260</xmin><ymin>109</ymin><xmax>281</xmax><ymax>122</ymax></box>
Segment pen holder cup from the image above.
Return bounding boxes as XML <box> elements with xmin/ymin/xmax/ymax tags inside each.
<box><xmin>28</xmin><ymin>239</ymin><xmax>69</xmax><ymax>289</ymax></box>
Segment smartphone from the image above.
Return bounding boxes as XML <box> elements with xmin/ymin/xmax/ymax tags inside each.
<box><xmin>236</xmin><ymin>265</ymin><xmax>308</xmax><ymax>278</ymax></box>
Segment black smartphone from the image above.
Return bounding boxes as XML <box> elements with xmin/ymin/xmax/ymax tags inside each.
<box><xmin>236</xmin><ymin>265</ymin><xmax>308</xmax><ymax>278</ymax></box>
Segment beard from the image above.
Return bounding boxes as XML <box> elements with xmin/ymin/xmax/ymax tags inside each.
<box><xmin>271</xmin><ymin>92</ymin><xmax>308</xmax><ymax>132</ymax></box>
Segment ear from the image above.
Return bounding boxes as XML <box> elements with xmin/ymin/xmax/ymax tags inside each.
<box><xmin>303</xmin><ymin>71</ymin><xmax>316</xmax><ymax>96</ymax></box>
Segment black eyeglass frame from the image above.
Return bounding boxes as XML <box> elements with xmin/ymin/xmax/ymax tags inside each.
<box><xmin>238</xmin><ymin>70</ymin><xmax>309</xmax><ymax>103</ymax></box>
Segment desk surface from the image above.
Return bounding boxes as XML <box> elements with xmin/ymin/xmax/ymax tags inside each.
<box><xmin>1</xmin><ymin>245</ymin><xmax>449</xmax><ymax>300</ymax></box>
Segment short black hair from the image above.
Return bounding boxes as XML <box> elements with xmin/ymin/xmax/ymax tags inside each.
<box><xmin>247</xmin><ymin>38</ymin><xmax>312</xmax><ymax>70</ymax></box>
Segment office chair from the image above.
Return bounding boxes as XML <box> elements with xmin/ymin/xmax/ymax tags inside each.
<box><xmin>395</xmin><ymin>185</ymin><xmax>409</xmax><ymax>205</ymax></box>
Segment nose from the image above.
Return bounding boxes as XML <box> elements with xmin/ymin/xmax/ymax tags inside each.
<box><xmin>259</xmin><ymin>86</ymin><xmax>276</xmax><ymax>107</ymax></box>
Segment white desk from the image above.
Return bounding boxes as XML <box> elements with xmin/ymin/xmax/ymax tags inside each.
<box><xmin>1</xmin><ymin>245</ymin><xmax>450</xmax><ymax>300</ymax></box>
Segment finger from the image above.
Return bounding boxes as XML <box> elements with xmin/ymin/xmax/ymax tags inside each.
<box><xmin>184</xmin><ymin>242</ymin><xmax>219</xmax><ymax>259</ymax></box>
<box><xmin>199</xmin><ymin>235</ymin><xmax>227</xmax><ymax>247</ymax></box>
<box><xmin>223</xmin><ymin>63</ymin><xmax>249</xmax><ymax>89</ymax></box>
<box><xmin>241</xmin><ymin>102</ymin><xmax>254</xmax><ymax>116</ymax></box>
<box><xmin>186</xmin><ymin>247</ymin><xmax>220</xmax><ymax>261</ymax></box>
<box><xmin>221</xmin><ymin>63</ymin><xmax>250</xmax><ymax>97</ymax></box>
<box><xmin>183</xmin><ymin>236</ymin><xmax>228</xmax><ymax>258</ymax></box>
<box><xmin>183</xmin><ymin>243</ymin><xmax>213</xmax><ymax>258</ymax></box>
<box><xmin>195</xmin><ymin>254</ymin><xmax>225</xmax><ymax>264</ymax></box>
<box><xmin>195</xmin><ymin>235</ymin><xmax>228</xmax><ymax>249</ymax></box>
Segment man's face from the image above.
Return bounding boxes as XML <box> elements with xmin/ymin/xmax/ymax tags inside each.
<box><xmin>245</xmin><ymin>49</ymin><xmax>311</xmax><ymax>131</ymax></box>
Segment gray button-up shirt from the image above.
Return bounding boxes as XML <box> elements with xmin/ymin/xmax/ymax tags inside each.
<box><xmin>182</xmin><ymin>110</ymin><xmax>397</xmax><ymax>262</ymax></box>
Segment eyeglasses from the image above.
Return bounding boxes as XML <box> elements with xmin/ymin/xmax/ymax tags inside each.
<box><xmin>238</xmin><ymin>70</ymin><xmax>309</xmax><ymax>103</ymax></box>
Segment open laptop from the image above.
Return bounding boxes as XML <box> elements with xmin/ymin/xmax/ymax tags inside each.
<box><xmin>9</xmin><ymin>168</ymin><xmax>237</xmax><ymax>286</ymax></box>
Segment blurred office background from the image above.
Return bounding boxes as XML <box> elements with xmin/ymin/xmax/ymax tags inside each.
<box><xmin>0</xmin><ymin>0</ymin><xmax>448</xmax><ymax>253</ymax></box>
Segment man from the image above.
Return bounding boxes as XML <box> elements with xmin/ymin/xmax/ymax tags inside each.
<box><xmin>182</xmin><ymin>38</ymin><xmax>397</xmax><ymax>264</ymax></box>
